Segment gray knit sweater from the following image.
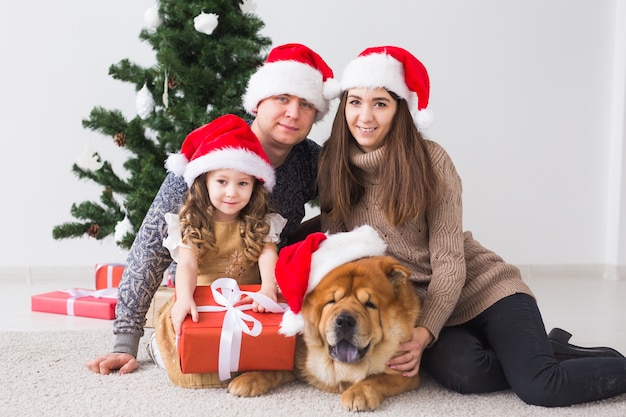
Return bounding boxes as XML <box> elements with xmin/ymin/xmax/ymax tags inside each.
<box><xmin>113</xmin><ymin>138</ymin><xmax>320</xmax><ymax>357</ymax></box>
<box><xmin>321</xmin><ymin>140</ymin><xmax>533</xmax><ymax>342</ymax></box>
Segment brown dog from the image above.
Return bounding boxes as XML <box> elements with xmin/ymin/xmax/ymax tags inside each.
<box><xmin>228</xmin><ymin>256</ymin><xmax>421</xmax><ymax>411</ymax></box>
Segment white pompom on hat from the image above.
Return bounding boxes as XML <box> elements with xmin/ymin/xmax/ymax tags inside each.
<box><xmin>275</xmin><ymin>225</ymin><xmax>387</xmax><ymax>336</ymax></box>
<box><xmin>340</xmin><ymin>45</ymin><xmax>434</xmax><ymax>130</ymax></box>
<box><xmin>242</xmin><ymin>43</ymin><xmax>340</xmax><ymax>122</ymax></box>
<box><xmin>165</xmin><ymin>114</ymin><xmax>275</xmax><ymax>191</ymax></box>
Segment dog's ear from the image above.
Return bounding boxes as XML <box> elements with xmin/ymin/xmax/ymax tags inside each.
<box><xmin>380</xmin><ymin>256</ymin><xmax>422</xmax><ymax>316</ymax></box>
<box><xmin>380</xmin><ymin>256</ymin><xmax>411</xmax><ymax>287</ymax></box>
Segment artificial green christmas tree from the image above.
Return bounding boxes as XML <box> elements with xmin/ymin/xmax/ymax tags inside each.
<box><xmin>52</xmin><ymin>0</ymin><xmax>271</xmax><ymax>249</ymax></box>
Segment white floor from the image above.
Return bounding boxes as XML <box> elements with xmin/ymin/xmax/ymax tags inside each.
<box><xmin>1</xmin><ymin>268</ymin><xmax>625</xmax><ymax>355</ymax></box>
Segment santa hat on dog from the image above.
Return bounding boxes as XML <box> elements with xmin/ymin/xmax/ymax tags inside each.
<box><xmin>275</xmin><ymin>225</ymin><xmax>387</xmax><ymax>336</ymax></box>
<box><xmin>340</xmin><ymin>45</ymin><xmax>434</xmax><ymax>130</ymax></box>
<box><xmin>242</xmin><ymin>43</ymin><xmax>340</xmax><ymax>122</ymax></box>
<box><xmin>165</xmin><ymin>114</ymin><xmax>275</xmax><ymax>191</ymax></box>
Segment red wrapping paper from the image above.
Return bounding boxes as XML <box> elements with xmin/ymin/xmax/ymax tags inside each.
<box><xmin>95</xmin><ymin>263</ymin><xmax>125</xmax><ymax>289</ymax></box>
<box><xmin>178</xmin><ymin>283</ymin><xmax>295</xmax><ymax>375</ymax></box>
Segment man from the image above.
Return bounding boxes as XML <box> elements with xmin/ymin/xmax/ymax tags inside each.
<box><xmin>86</xmin><ymin>43</ymin><xmax>338</xmax><ymax>375</ymax></box>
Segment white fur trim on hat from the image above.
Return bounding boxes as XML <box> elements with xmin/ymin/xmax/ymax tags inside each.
<box><xmin>243</xmin><ymin>60</ymin><xmax>331</xmax><ymax>122</ymax></box>
<box><xmin>183</xmin><ymin>147</ymin><xmax>276</xmax><ymax>191</ymax></box>
<box><xmin>341</xmin><ymin>53</ymin><xmax>415</xmax><ymax>106</ymax></box>
<box><xmin>308</xmin><ymin>225</ymin><xmax>387</xmax><ymax>292</ymax></box>
<box><xmin>164</xmin><ymin>153</ymin><xmax>189</xmax><ymax>177</ymax></box>
<box><xmin>280</xmin><ymin>309</ymin><xmax>305</xmax><ymax>337</ymax></box>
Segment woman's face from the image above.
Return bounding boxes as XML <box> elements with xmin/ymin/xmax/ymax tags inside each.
<box><xmin>344</xmin><ymin>87</ymin><xmax>397</xmax><ymax>153</ymax></box>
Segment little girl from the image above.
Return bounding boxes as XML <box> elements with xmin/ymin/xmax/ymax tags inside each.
<box><xmin>151</xmin><ymin>114</ymin><xmax>286</xmax><ymax>388</ymax></box>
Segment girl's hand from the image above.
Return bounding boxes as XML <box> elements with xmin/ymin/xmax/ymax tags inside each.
<box><xmin>170</xmin><ymin>298</ymin><xmax>198</xmax><ymax>338</ymax></box>
<box><xmin>386</xmin><ymin>326</ymin><xmax>433</xmax><ymax>377</ymax></box>
<box><xmin>252</xmin><ymin>285</ymin><xmax>278</xmax><ymax>313</ymax></box>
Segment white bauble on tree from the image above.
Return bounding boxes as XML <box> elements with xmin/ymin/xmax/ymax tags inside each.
<box><xmin>114</xmin><ymin>217</ymin><xmax>133</xmax><ymax>244</ymax></box>
<box><xmin>240</xmin><ymin>0</ymin><xmax>257</xmax><ymax>13</ymax></box>
<box><xmin>136</xmin><ymin>84</ymin><xmax>155</xmax><ymax>119</ymax></box>
<box><xmin>194</xmin><ymin>12</ymin><xmax>219</xmax><ymax>35</ymax></box>
<box><xmin>75</xmin><ymin>143</ymin><xmax>104</xmax><ymax>171</ymax></box>
<box><xmin>144</xmin><ymin>5</ymin><xmax>162</xmax><ymax>29</ymax></box>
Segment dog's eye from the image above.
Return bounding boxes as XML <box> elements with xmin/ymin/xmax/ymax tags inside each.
<box><xmin>326</xmin><ymin>300</ymin><xmax>336</xmax><ymax>306</ymax></box>
<box><xmin>364</xmin><ymin>301</ymin><xmax>377</xmax><ymax>310</ymax></box>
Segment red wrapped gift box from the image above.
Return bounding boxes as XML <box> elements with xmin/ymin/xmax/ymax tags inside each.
<box><xmin>178</xmin><ymin>279</ymin><xmax>295</xmax><ymax>378</ymax></box>
<box><xmin>95</xmin><ymin>263</ymin><xmax>125</xmax><ymax>289</ymax></box>
<box><xmin>31</xmin><ymin>288</ymin><xmax>118</xmax><ymax>320</ymax></box>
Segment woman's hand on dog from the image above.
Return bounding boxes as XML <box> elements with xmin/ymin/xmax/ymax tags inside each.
<box><xmin>387</xmin><ymin>326</ymin><xmax>433</xmax><ymax>377</ymax></box>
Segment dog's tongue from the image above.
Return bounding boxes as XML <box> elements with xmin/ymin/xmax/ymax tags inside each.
<box><xmin>335</xmin><ymin>340</ymin><xmax>359</xmax><ymax>363</ymax></box>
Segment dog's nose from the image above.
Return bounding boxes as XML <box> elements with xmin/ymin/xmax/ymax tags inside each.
<box><xmin>335</xmin><ymin>313</ymin><xmax>356</xmax><ymax>330</ymax></box>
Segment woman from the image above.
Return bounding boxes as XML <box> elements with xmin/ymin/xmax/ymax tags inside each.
<box><xmin>317</xmin><ymin>45</ymin><xmax>626</xmax><ymax>407</ymax></box>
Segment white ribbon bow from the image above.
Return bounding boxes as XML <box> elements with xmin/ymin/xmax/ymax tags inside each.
<box><xmin>194</xmin><ymin>278</ymin><xmax>286</xmax><ymax>381</ymax></box>
<box><xmin>62</xmin><ymin>288</ymin><xmax>118</xmax><ymax>316</ymax></box>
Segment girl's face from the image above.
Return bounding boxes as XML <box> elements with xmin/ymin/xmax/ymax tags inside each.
<box><xmin>206</xmin><ymin>169</ymin><xmax>255</xmax><ymax>222</ymax></box>
<box><xmin>345</xmin><ymin>87</ymin><xmax>397</xmax><ymax>153</ymax></box>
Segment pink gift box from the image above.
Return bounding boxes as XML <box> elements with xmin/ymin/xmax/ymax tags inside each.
<box><xmin>31</xmin><ymin>288</ymin><xmax>117</xmax><ymax>320</ymax></box>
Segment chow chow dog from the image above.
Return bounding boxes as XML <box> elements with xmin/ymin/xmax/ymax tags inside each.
<box><xmin>228</xmin><ymin>255</ymin><xmax>421</xmax><ymax>411</ymax></box>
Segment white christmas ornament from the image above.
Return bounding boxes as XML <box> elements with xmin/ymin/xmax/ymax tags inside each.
<box><xmin>144</xmin><ymin>6</ymin><xmax>162</xmax><ymax>28</ymax></box>
<box><xmin>240</xmin><ymin>0</ymin><xmax>257</xmax><ymax>13</ymax></box>
<box><xmin>114</xmin><ymin>217</ymin><xmax>134</xmax><ymax>244</ymax></box>
<box><xmin>75</xmin><ymin>143</ymin><xmax>104</xmax><ymax>171</ymax></box>
<box><xmin>136</xmin><ymin>84</ymin><xmax>155</xmax><ymax>119</ymax></box>
<box><xmin>163</xmin><ymin>73</ymin><xmax>169</xmax><ymax>109</ymax></box>
<box><xmin>194</xmin><ymin>12</ymin><xmax>218</xmax><ymax>35</ymax></box>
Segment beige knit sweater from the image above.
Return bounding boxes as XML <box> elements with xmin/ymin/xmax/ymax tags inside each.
<box><xmin>321</xmin><ymin>140</ymin><xmax>533</xmax><ymax>342</ymax></box>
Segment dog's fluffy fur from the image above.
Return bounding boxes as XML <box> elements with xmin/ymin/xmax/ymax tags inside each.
<box><xmin>228</xmin><ymin>256</ymin><xmax>422</xmax><ymax>411</ymax></box>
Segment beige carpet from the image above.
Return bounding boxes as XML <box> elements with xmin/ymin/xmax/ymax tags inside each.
<box><xmin>2</xmin><ymin>329</ymin><xmax>625</xmax><ymax>417</ymax></box>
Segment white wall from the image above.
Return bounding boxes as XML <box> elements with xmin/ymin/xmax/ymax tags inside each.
<box><xmin>1</xmin><ymin>0</ymin><xmax>624</xmax><ymax>273</ymax></box>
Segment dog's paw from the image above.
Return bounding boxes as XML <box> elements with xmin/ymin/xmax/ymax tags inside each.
<box><xmin>340</xmin><ymin>384</ymin><xmax>384</xmax><ymax>411</ymax></box>
<box><xmin>228</xmin><ymin>372</ymin><xmax>272</xmax><ymax>397</ymax></box>
<box><xmin>228</xmin><ymin>371</ymin><xmax>296</xmax><ymax>397</ymax></box>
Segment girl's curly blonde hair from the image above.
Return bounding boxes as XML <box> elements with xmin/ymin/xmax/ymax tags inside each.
<box><xmin>178</xmin><ymin>172</ymin><xmax>271</xmax><ymax>262</ymax></box>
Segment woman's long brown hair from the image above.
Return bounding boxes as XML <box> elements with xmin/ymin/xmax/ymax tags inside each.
<box><xmin>318</xmin><ymin>90</ymin><xmax>438</xmax><ymax>227</ymax></box>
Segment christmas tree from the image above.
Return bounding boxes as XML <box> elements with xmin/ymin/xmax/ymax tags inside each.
<box><xmin>52</xmin><ymin>0</ymin><xmax>271</xmax><ymax>250</ymax></box>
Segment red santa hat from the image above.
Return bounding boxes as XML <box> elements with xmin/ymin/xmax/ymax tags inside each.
<box><xmin>165</xmin><ymin>114</ymin><xmax>275</xmax><ymax>191</ymax></box>
<box><xmin>340</xmin><ymin>45</ymin><xmax>434</xmax><ymax>130</ymax></box>
<box><xmin>275</xmin><ymin>225</ymin><xmax>387</xmax><ymax>336</ymax></box>
<box><xmin>242</xmin><ymin>43</ymin><xmax>340</xmax><ymax>122</ymax></box>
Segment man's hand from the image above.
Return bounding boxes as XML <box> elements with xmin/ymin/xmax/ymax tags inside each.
<box><xmin>86</xmin><ymin>352</ymin><xmax>139</xmax><ymax>375</ymax></box>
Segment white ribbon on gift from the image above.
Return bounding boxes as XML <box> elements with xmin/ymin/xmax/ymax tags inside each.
<box><xmin>192</xmin><ymin>277</ymin><xmax>287</xmax><ymax>381</ymax></box>
<box><xmin>62</xmin><ymin>288</ymin><xmax>118</xmax><ymax>316</ymax></box>
<box><xmin>95</xmin><ymin>263</ymin><xmax>124</xmax><ymax>288</ymax></box>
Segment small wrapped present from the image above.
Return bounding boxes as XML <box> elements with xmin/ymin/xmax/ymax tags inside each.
<box><xmin>145</xmin><ymin>287</ymin><xmax>175</xmax><ymax>328</ymax></box>
<box><xmin>178</xmin><ymin>278</ymin><xmax>295</xmax><ymax>380</ymax></box>
<box><xmin>31</xmin><ymin>288</ymin><xmax>118</xmax><ymax>319</ymax></box>
<box><xmin>95</xmin><ymin>263</ymin><xmax>125</xmax><ymax>290</ymax></box>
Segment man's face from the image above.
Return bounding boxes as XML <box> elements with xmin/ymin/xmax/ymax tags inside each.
<box><xmin>250</xmin><ymin>94</ymin><xmax>317</xmax><ymax>148</ymax></box>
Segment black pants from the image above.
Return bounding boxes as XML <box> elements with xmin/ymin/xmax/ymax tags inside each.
<box><xmin>421</xmin><ymin>293</ymin><xmax>626</xmax><ymax>407</ymax></box>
